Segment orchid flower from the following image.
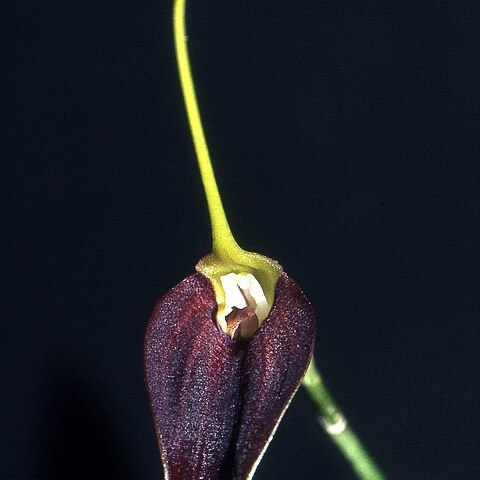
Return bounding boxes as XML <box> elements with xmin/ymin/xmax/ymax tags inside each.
<box><xmin>144</xmin><ymin>1</ymin><xmax>385</xmax><ymax>479</ymax></box>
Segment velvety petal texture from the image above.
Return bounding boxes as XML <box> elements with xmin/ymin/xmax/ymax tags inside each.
<box><xmin>144</xmin><ymin>272</ymin><xmax>315</xmax><ymax>480</ymax></box>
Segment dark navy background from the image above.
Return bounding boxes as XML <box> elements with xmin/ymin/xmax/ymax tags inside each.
<box><xmin>2</xmin><ymin>1</ymin><xmax>479</xmax><ymax>479</ymax></box>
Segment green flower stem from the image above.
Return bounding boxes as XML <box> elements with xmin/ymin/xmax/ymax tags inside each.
<box><xmin>173</xmin><ymin>0</ymin><xmax>281</xmax><ymax>310</ymax></box>
<box><xmin>302</xmin><ymin>361</ymin><xmax>386</xmax><ymax>480</ymax></box>
<box><xmin>173</xmin><ymin>0</ymin><xmax>237</xmax><ymax>258</ymax></box>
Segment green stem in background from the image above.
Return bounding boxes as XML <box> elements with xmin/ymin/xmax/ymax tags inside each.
<box><xmin>303</xmin><ymin>360</ymin><xmax>386</xmax><ymax>480</ymax></box>
<box><xmin>173</xmin><ymin>1</ymin><xmax>385</xmax><ymax>478</ymax></box>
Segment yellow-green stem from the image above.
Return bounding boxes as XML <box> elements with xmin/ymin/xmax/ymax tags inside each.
<box><xmin>173</xmin><ymin>0</ymin><xmax>281</xmax><ymax>312</ymax></box>
<box><xmin>173</xmin><ymin>0</ymin><xmax>237</xmax><ymax>258</ymax></box>
<box><xmin>303</xmin><ymin>361</ymin><xmax>386</xmax><ymax>480</ymax></box>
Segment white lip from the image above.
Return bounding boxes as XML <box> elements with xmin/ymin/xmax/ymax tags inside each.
<box><xmin>217</xmin><ymin>272</ymin><xmax>270</xmax><ymax>335</ymax></box>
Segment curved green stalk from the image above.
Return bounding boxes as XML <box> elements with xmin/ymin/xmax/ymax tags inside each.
<box><xmin>173</xmin><ymin>0</ymin><xmax>235</xmax><ymax>257</ymax></box>
<box><xmin>173</xmin><ymin>0</ymin><xmax>281</xmax><ymax>311</ymax></box>
<box><xmin>303</xmin><ymin>360</ymin><xmax>386</xmax><ymax>480</ymax></box>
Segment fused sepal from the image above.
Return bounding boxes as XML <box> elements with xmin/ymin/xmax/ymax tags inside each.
<box><xmin>144</xmin><ymin>272</ymin><xmax>315</xmax><ymax>480</ymax></box>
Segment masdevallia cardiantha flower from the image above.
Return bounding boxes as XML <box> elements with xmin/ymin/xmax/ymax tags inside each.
<box><xmin>144</xmin><ymin>257</ymin><xmax>315</xmax><ymax>479</ymax></box>
<box><xmin>144</xmin><ymin>1</ymin><xmax>316</xmax><ymax>478</ymax></box>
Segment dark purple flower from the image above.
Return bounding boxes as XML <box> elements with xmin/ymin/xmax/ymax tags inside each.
<box><xmin>145</xmin><ymin>269</ymin><xmax>315</xmax><ymax>479</ymax></box>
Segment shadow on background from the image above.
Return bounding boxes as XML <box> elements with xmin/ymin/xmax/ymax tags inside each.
<box><xmin>38</xmin><ymin>359</ymin><xmax>133</xmax><ymax>480</ymax></box>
